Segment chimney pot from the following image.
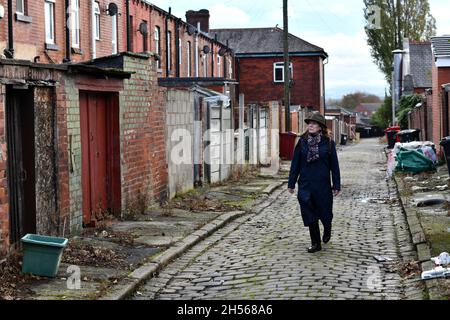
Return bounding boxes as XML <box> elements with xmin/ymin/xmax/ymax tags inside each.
<box><xmin>186</xmin><ymin>9</ymin><xmax>210</xmax><ymax>34</ymax></box>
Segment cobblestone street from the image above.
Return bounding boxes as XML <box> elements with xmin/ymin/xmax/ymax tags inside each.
<box><xmin>132</xmin><ymin>138</ymin><xmax>425</xmax><ymax>300</ymax></box>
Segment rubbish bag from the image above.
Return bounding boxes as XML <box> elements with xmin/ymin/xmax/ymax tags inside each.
<box><xmin>395</xmin><ymin>147</ymin><xmax>436</xmax><ymax>174</ymax></box>
<box><xmin>431</xmin><ymin>252</ymin><xmax>450</xmax><ymax>266</ymax></box>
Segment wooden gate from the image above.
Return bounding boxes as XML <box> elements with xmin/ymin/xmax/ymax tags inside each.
<box><xmin>6</xmin><ymin>87</ymin><xmax>36</xmax><ymax>245</ymax></box>
<box><xmin>79</xmin><ymin>92</ymin><xmax>121</xmax><ymax>226</ymax></box>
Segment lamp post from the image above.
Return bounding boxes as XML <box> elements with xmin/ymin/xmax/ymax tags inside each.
<box><xmin>392</xmin><ymin>49</ymin><xmax>404</xmax><ymax>126</ymax></box>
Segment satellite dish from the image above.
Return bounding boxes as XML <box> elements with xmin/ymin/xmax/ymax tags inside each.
<box><xmin>187</xmin><ymin>25</ymin><xmax>196</xmax><ymax>36</ymax></box>
<box><xmin>202</xmin><ymin>45</ymin><xmax>210</xmax><ymax>54</ymax></box>
<box><xmin>218</xmin><ymin>47</ymin><xmax>227</xmax><ymax>56</ymax></box>
<box><xmin>107</xmin><ymin>3</ymin><xmax>118</xmax><ymax>16</ymax></box>
<box><xmin>139</xmin><ymin>22</ymin><xmax>148</xmax><ymax>35</ymax></box>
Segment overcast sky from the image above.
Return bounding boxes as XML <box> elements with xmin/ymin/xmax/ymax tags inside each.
<box><xmin>147</xmin><ymin>0</ymin><xmax>450</xmax><ymax>99</ymax></box>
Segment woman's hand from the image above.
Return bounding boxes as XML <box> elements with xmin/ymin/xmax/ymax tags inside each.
<box><xmin>288</xmin><ymin>188</ymin><xmax>295</xmax><ymax>194</ymax></box>
<box><xmin>333</xmin><ymin>189</ymin><xmax>342</xmax><ymax>197</ymax></box>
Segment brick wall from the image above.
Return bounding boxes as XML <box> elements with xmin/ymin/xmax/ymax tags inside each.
<box><xmin>120</xmin><ymin>54</ymin><xmax>168</xmax><ymax>209</ymax></box>
<box><xmin>0</xmin><ymin>1</ymin><xmax>233</xmax><ymax>79</ymax></box>
<box><xmin>431</xmin><ymin>58</ymin><xmax>450</xmax><ymax>152</ymax></box>
<box><xmin>57</xmin><ymin>76</ymin><xmax>81</xmax><ymax>234</ymax></box>
<box><xmin>0</xmin><ymin>0</ymin><xmax>123</xmax><ymax>63</ymax></box>
<box><xmin>237</xmin><ymin>56</ymin><xmax>323</xmax><ymax>108</ymax></box>
<box><xmin>166</xmin><ymin>89</ymin><xmax>195</xmax><ymax>198</ymax></box>
<box><xmin>0</xmin><ymin>84</ymin><xmax>8</xmax><ymax>253</ymax></box>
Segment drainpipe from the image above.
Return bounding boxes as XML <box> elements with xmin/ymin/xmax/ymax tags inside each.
<box><xmin>91</xmin><ymin>0</ymin><xmax>96</xmax><ymax>58</ymax></box>
<box><xmin>175</xmin><ymin>18</ymin><xmax>180</xmax><ymax>77</ymax></box>
<box><xmin>64</xmin><ymin>0</ymin><xmax>71</xmax><ymax>62</ymax></box>
<box><xmin>165</xmin><ymin>7</ymin><xmax>171</xmax><ymax>77</ymax></box>
<box><xmin>5</xmin><ymin>0</ymin><xmax>14</xmax><ymax>57</ymax></box>
<box><xmin>126</xmin><ymin>0</ymin><xmax>131</xmax><ymax>51</ymax></box>
<box><xmin>195</xmin><ymin>22</ymin><xmax>199</xmax><ymax>77</ymax></box>
<box><xmin>211</xmin><ymin>39</ymin><xmax>214</xmax><ymax>77</ymax></box>
<box><xmin>224</xmin><ymin>40</ymin><xmax>229</xmax><ymax>78</ymax></box>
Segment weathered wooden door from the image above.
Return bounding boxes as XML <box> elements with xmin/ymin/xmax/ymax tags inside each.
<box><xmin>6</xmin><ymin>87</ymin><xmax>36</xmax><ymax>245</ymax></box>
<box><xmin>80</xmin><ymin>92</ymin><xmax>120</xmax><ymax>226</ymax></box>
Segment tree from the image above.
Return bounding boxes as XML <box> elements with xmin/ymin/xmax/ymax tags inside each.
<box><xmin>364</xmin><ymin>0</ymin><xmax>436</xmax><ymax>84</ymax></box>
<box><xmin>326</xmin><ymin>92</ymin><xmax>382</xmax><ymax>110</ymax></box>
<box><xmin>341</xmin><ymin>91</ymin><xmax>382</xmax><ymax>110</ymax></box>
<box><xmin>396</xmin><ymin>94</ymin><xmax>422</xmax><ymax>129</ymax></box>
<box><xmin>371</xmin><ymin>95</ymin><xmax>393</xmax><ymax>129</ymax></box>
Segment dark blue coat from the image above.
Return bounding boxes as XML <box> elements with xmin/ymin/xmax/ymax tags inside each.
<box><xmin>288</xmin><ymin>136</ymin><xmax>341</xmax><ymax>226</ymax></box>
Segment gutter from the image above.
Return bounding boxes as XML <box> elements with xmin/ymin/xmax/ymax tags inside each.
<box><xmin>126</xmin><ymin>0</ymin><xmax>131</xmax><ymax>51</ymax></box>
<box><xmin>236</xmin><ymin>52</ymin><xmax>328</xmax><ymax>59</ymax></box>
<box><xmin>64</xmin><ymin>0</ymin><xmax>71</xmax><ymax>62</ymax></box>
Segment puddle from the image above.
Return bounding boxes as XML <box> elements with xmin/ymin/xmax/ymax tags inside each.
<box><xmin>416</xmin><ymin>198</ymin><xmax>449</xmax><ymax>208</ymax></box>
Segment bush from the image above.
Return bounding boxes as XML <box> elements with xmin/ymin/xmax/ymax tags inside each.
<box><xmin>397</xmin><ymin>94</ymin><xmax>423</xmax><ymax>130</ymax></box>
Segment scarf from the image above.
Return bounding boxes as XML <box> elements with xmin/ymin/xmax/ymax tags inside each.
<box><xmin>306</xmin><ymin>132</ymin><xmax>322</xmax><ymax>163</ymax></box>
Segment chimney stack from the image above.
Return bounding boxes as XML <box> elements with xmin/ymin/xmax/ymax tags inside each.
<box><xmin>186</xmin><ymin>9</ymin><xmax>210</xmax><ymax>34</ymax></box>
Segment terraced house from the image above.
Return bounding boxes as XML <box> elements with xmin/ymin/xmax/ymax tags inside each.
<box><xmin>0</xmin><ymin>0</ymin><xmax>236</xmax><ymax>255</ymax></box>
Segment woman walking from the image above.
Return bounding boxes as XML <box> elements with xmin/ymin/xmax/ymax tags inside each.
<box><xmin>288</xmin><ymin>112</ymin><xmax>341</xmax><ymax>253</ymax></box>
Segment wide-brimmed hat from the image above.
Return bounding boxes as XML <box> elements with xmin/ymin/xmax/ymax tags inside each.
<box><xmin>304</xmin><ymin>112</ymin><xmax>327</xmax><ymax>128</ymax></box>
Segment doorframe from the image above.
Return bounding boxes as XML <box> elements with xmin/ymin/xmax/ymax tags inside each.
<box><xmin>5</xmin><ymin>86</ymin><xmax>37</xmax><ymax>245</ymax></box>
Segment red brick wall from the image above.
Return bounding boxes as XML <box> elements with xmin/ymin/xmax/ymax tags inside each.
<box><xmin>237</xmin><ymin>56</ymin><xmax>323</xmax><ymax>109</ymax></box>
<box><xmin>121</xmin><ymin>54</ymin><xmax>168</xmax><ymax>206</ymax></box>
<box><xmin>0</xmin><ymin>85</ymin><xmax>8</xmax><ymax>253</ymax></box>
<box><xmin>0</xmin><ymin>0</ymin><xmax>123</xmax><ymax>63</ymax></box>
<box><xmin>0</xmin><ymin>0</ymin><xmax>232</xmax><ymax>76</ymax></box>
<box><xmin>431</xmin><ymin>59</ymin><xmax>450</xmax><ymax>152</ymax></box>
<box><xmin>55</xmin><ymin>78</ymin><xmax>71</xmax><ymax>236</ymax></box>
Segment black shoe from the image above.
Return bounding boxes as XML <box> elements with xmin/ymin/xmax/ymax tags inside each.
<box><xmin>323</xmin><ymin>226</ymin><xmax>331</xmax><ymax>244</ymax></box>
<box><xmin>323</xmin><ymin>232</ymin><xmax>331</xmax><ymax>244</ymax></box>
<box><xmin>307</xmin><ymin>243</ymin><xmax>322</xmax><ymax>253</ymax></box>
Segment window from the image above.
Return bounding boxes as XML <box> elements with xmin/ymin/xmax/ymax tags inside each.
<box><xmin>112</xmin><ymin>14</ymin><xmax>118</xmax><ymax>54</ymax></box>
<box><xmin>187</xmin><ymin>41</ymin><xmax>191</xmax><ymax>77</ymax></box>
<box><xmin>202</xmin><ymin>54</ymin><xmax>207</xmax><ymax>77</ymax></box>
<box><xmin>273</xmin><ymin>62</ymin><xmax>293</xmax><ymax>83</ymax></box>
<box><xmin>45</xmin><ymin>0</ymin><xmax>55</xmax><ymax>44</ymax></box>
<box><xmin>71</xmin><ymin>0</ymin><xmax>80</xmax><ymax>48</ymax></box>
<box><xmin>212</xmin><ymin>51</ymin><xmax>215</xmax><ymax>77</ymax></box>
<box><xmin>154</xmin><ymin>26</ymin><xmax>161</xmax><ymax>69</ymax></box>
<box><xmin>142</xmin><ymin>21</ymin><xmax>148</xmax><ymax>52</ymax></box>
<box><xmin>129</xmin><ymin>15</ymin><xmax>134</xmax><ymax>50</ymax></box>
<box><xmin>217</xmin><ymin>54</ymin><xmax>221</xmax><ymax>77</ymax></box>
<box><xmin>179</xmin><ymin>38</ymin><xmax>182</xmax><ymax>66</ymax></box>
<box><xmin>94</xmin><ymin>2</ymin><xmax>100</xmax><ymax>40</ymax></box>
<box><xmin>16</xmin><ymin>0</ymin><xmax>24</xmax><ymax>14</ymax></box>
<box><xmin>167</xmin><ymin>31</ymin><xmax>172</xmax><ymax>71</ymax></box>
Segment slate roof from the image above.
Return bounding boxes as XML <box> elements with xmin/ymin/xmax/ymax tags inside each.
<box><xmin>431</xmin><ymin>36</ymin><xmax>450</xmax><ymax>58</ymax></box>
<box><xmin>409</xmin><ymin>42</ymin><xmax>432</xmax><ymax>88</ymax></box>
<box><xmin>210</xmin><ymin>27</ymin><xmax>327</xmax><ymax>57</ymax></box>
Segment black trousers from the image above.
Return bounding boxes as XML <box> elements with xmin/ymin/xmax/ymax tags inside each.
<box><xmin>308</xmin><ymin>221</ymin><xmax>332</xmax><ymax>245</ymax></box>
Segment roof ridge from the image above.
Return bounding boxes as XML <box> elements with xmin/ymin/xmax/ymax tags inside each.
<box><xmin>211</xmin><ymin>27</ymin><xmax>277</xmax><ymax>31</ymax></box>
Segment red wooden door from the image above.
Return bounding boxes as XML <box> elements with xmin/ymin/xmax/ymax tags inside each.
<box><xmin>80</xmin><ymin>92</ymin><xmax>120</xmax><ymax>225</ymax></box>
